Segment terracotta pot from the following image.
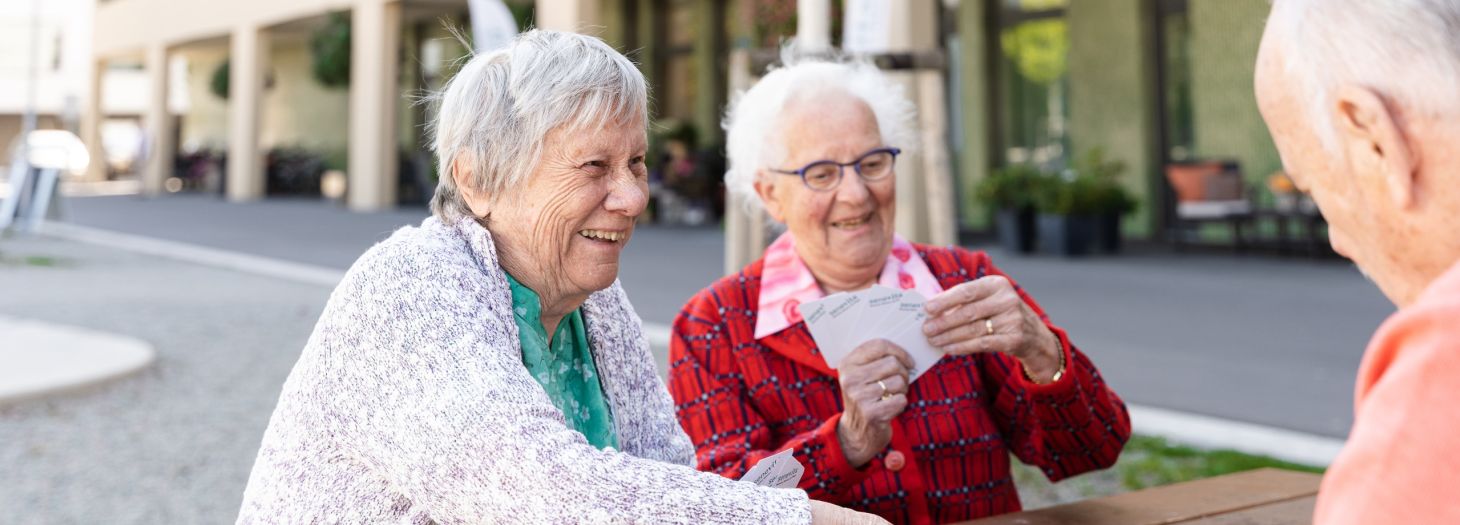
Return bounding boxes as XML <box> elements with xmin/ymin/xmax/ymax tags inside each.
<box><xmin>1166</xmin><ymin>162</ymin><xmax>1227</xmax><ymax>202</ymax></box>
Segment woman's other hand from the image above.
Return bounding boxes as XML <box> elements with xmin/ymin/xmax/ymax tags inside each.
<box><xmin>922</xmin><ymin>276</ymin><xmax>1062</xmax><ymax>382</ymax></box>
<box><xmin>809</xmin><ymin>500</ymin><xmax>893</xmax><ymax>525</ymax></box>
<box><xmin>835</xmin><ymin>339</ymin><xmax>913</xmax><ymax>467</ymax></box>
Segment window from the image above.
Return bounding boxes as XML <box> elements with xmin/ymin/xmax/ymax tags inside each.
<box><xmin>993</xmin><ymin>0</ymin><xmax>1070</xmax><ymax>171</ymax></box>
<box><xmin>1157</xmin><ymin>0</ymin><xmax>1194</xmax><ymax>162</ymax></box>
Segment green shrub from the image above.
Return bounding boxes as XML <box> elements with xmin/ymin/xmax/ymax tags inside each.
<box><xmin>210</xmin><ymin>59</ymin><xmax>230</xmax><ymax>100</ymax></box>
<box><xmin>311</xmin><ymin>12</ymin><xmax>351</xmax><ymax>88</ymax></box>
<box><xmin>977</xmin><ymin>164</ymin><xmax>1045</xmax><ymax>210</ymax></box>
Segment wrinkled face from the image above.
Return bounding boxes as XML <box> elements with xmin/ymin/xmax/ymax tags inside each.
<box><xmin>755</xmin><ymin>92</ymin><xmax>896</xmax><ymax>288</ymax></box>
<box><xmin>486</xmin><ymin>117</ymin><xmax>649</xmax><ymax>300</ymax></box>
<box><xmin>1255</xmin><ymin>26</ymin><xmax>1385</xmax><ymax>270</ymax></box>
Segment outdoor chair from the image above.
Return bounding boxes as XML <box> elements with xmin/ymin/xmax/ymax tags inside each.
<box><xmin>1166</xmin><ymin>161</ymin><xmax>1253</xmax><ymax>252</ymax></box>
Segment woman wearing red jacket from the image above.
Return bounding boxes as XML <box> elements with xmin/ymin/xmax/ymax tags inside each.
<box><xmin>668</xmin><ymin>56</ymin><xmax>1131</xmax><ymax>525</ymax></box>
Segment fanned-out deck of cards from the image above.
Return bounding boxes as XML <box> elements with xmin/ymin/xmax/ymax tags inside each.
<box><xmin>801</xmin><ymin>285</ymin><xmax>944</xmax><ymax>382</ymax></box>
<box><xmin>739</xmin><ymin>448</ymin><xmax>804</xmax><ymax>488</ymax></box>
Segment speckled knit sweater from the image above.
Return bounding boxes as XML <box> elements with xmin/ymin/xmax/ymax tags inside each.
<box><xmin>237</xmin><ymin>217</ymin><xmax>810</xmax><ymax>524</ymax></box>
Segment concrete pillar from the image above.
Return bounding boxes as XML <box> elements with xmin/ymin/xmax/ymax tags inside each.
<box><xmin>723</xmin><ymin>0</ymin><xmax>770</xmax><ymax>274</ymax></box>
<box><xmin>535</xmin><ymin>0</ymin><xmax>601</xmax><ymax>33</ymax></box>
<box><xmin>887</xmin><ymin>0</ymin><xmax>955</xmax><ymax>246</ymax></box>
<box><xmin>598</xmin><ymin>0</ymin><xmax>627</xmax><ymax>48</ymax></box>
<box><xmin>692</xmin><ymin>0</ymin><xmax>724</xmax><ymax>145</ymax></box>
<box><xmin>142</xmin><ymin>43</ymin><xmax>175</xmax><ymax>196</ymax></box>
<box><xmin>81</xmin><ymin>58</ymin><xmax>107</xmax><ymax>182</ymax></box>
<box><xmin>1189</xmin><ymin>0</ymin><xmax>1282</xmax><ymax>199</ymax></box>
<box><xmin>348</xmin><ymin>0</ymin><xmax>401</xmax><ymax>211</ymax></box>
<box><xmin>227</xmin><ymin>24</ymin><xmax>269</xmax><ymax>202</ymax></box>
<box><xmin>723</xmin><ymin>47</ymin><xmax>767</xmax><ymax>275</ymax></box>
<box><xmin>797</xmin><ymin>0</ymin><xmax>832</xmax><ymax>52</ymax></box>
<box><xmin>915</xmin><ymin>71</ymin><xmax>957</xmax><ymax>247</ymax></box>
<box><xmin>956</xmin><ymin>0</ymin><xmax>993</xmax><ymax>230</ymax></box>
<box><xmin>634</xmin><ymin>0</ymin><xmax>658</xmax><ymax>103</ymax></box>
<box><xmin>1068</xmin><ymin>0</ymin><xmax>1160</xmax><ymax>237</ymax></box>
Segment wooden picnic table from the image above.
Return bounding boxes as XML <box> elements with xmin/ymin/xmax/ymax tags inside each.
<box><xmin>957</xmin><ymin>468</ymin><xmax>1323</xmax><ymax>525</ymax></box>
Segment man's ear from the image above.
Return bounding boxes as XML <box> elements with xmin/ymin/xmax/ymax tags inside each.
<box><xmin>1332</xmin><ymin>85</ymin><xmax>1419</xmax><ymax>209</ymax></box>
<box><xmin>753</xmin><ymin>170</ymin><xmax>786</xmax><ymax>222</ymax></box>
<box><xmin>452</xmin><ymin>156</ymin><xmax>493</xmax><ymax>218</ymax></box>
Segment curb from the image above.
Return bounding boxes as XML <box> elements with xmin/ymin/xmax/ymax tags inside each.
<box><xmin>0</xmin><ymin>316</ymin><xmax>156</xmax><ymax>403</ymax></box>
<box><xmin>40</xmin><ymin>222</ymin><xmax>345</xmax><ymax>286</ymax></box>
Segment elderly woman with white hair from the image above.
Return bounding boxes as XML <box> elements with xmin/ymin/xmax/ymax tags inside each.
<box><xmin>668</xmin><ymin>57</ymin><xmax>1131</xmax><ymax>524</ymax></box>
<box><xmin>237</xmin><ymin>31</ymin><xmax>886</xmax><ymax>524</ymax></box>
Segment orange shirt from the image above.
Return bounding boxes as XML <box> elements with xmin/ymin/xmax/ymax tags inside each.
<box><xmin>1315</xmin><ymin>259</ymin><xmax>1460</xmax><ymax>523</ymax></box>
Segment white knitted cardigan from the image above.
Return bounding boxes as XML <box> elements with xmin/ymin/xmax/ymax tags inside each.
<box><xmin>237</xmin><ymin>217</ymin><xmax>810</xmax><ymax>524</ymax></box>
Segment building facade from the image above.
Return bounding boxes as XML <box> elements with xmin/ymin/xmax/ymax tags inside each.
<box><xmin>84</xmin><ymin>0</ymin><xmax>1279</xmax><ymax>245</ymax></box>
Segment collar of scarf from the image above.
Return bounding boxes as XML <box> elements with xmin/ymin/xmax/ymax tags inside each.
<box><xmin>754</xmin><ymin>231</ymin><xmax>944</xmax><ymax>340</ymax></box>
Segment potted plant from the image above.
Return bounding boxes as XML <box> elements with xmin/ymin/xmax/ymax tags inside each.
<box><xmin>1267</xmin><ymin>171</ymin><xmax>1299</xmax><ymax>212</ymax></box>
<box><xmin>1072</xmin><ymin>149</ymin><xmax>1136</xmax><ymax>253</ymax></box>
<box><xmin>976</xmin><ymin>164</ymin><xmax>1044</xmax><ymax>253</ymax></box>
<box><xmin>1033</xmin><ymin>172</ymin><xmax>1101</xmax><ymax>257</ymax></box>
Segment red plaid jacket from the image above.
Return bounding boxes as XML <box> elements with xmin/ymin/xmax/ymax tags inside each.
<box><xmin>668</xmin><ymin>244</ymin><xmax>1131</xmax><ymax>524</ymax></box>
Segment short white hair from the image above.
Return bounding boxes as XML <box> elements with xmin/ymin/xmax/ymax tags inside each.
<box><xmin>723</xmin><ymin>55</ymin><xmax>918</xmax><ymax>210</ymax></box>
<box><xmin>427</xmin><ymin>29</ymin><xmax>647</xmax><ymax>222</ymax></box>
<box><xmin>1268</xmin><ymin>0</ymin><xmax>1460</xmax><ymax>153</ymax></box>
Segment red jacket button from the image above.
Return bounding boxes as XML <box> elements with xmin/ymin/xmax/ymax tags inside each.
<box><xmin>885</xmin><ymin>451</ymin><xmax>906</xmax><ymax>472</ymax></box>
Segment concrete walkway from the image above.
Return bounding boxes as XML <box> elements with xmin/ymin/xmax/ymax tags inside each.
<box><xmin>0</xmin><ymin>315</ymin><xmax>155</xmax><ymax>403</ymax></box>
<box><xmin>0</xmin><ymin>234</ymin><xmax>333</xmax><ymax>523</ymax></box>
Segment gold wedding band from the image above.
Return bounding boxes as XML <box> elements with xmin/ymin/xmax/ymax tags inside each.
<box><xmin>877</xmin><ymin>379</ymin><xmax>891</xmax><ymax>400</ymax></box>
<box><xmin>984</xmin><ymin>318</ymin><xmax>995</xmax><ymax>336</ymax></box>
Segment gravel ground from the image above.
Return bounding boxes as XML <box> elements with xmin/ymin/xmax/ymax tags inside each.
<box><xmin>0</xmin><ymin>234</ymin><xmax>1126</xmax><ymax>523</ymax></box>
<box><xmin>0</xmin><ymin>235</ymin><xmax>329</xmax><ymax>524</ymax></box>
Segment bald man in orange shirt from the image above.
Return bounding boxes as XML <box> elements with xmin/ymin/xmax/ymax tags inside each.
<box><xmin>1254</xmin><ymin>1</ymin><xmax>1460</xmax><ymax>523</ymax></box>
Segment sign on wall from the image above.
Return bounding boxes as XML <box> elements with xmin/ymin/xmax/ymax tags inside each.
<box><xmin>843</xmin><ymin>0</ymin><xmax>892</xmax><ymax>54</ymax></box>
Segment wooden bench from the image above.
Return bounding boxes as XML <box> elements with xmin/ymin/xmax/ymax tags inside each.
<box><xmin>957</xmin><ymin>468</ymin><xmax>1323</xmax><ymax>525</ymax></box>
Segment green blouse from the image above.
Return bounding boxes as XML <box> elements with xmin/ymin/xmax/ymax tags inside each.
<box><xmin>504</xmin><ymin>272</ymin><xmax>619</xmax><ymax>450</ymax></box>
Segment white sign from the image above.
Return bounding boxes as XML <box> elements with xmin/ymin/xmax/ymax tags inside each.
<box><xmin>842</xmin><ymin>0</ymin><xmax>892</xmax><ymax>55</ymax></box>
<box><xmin>468</xmin><ymin>0</ymin><xmax>519</xmax><ymax>53</ymax></box>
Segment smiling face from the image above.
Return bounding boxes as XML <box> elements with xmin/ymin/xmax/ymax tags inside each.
<box><xmin>755</xmin><ymin>90</ymin><xmax>896</xmax><ymax>292</ymax></box>
<box><xmin>473</xmin><ymin>116</ymin><xmax>649</xmax><ymax>312</ymax></box>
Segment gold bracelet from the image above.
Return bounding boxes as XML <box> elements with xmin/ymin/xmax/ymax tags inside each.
<box><xmin>1022</xmin><ymin>337</ymin><xmax>1066</xmax><ymax>385</ymax></box>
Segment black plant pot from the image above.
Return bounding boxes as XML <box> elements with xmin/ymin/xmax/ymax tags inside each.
<box><xmin>1037</xmin><ymin>213</ymin><xmax>1097</xmax><ymax>257</ymax></box>
<box><xmin>1095</xmin><ymin>212</ymin><xmax>1122</xmax><ymax>253</ymax></box>
<box><xmin>995</xmin><ymin>207</ymin><xmax>1037</xmax><ymax>254</ymax></box>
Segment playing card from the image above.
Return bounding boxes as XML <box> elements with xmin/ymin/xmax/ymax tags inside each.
<box><xmin>801</xmin><ymin>287</ymin><xmax>946</xmax><ymax>382</ymax></box>
<box><xmin>801</xmin><ymin>292</ymin><xmax>864</xmax><ymax>368</ymax></box>
<box><xmin>881</xmin><ymin>299</ymin><xmax>943</xmax><ymax>381</ymax></box>
<box><xmin>739</xmin><ymin>448</ymin><xmax>805</xmax><ymax>489</ymax></box>
<box><xmin>857</xmin><ymin>286</ymin><xmax>908</xmax><ymax>337</ymax></box>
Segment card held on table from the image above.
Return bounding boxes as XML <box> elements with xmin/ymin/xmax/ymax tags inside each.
<box><xmin>739</xmin><ymin>448</ymin><xmax>805</xmax><ymax>489</ymax></box>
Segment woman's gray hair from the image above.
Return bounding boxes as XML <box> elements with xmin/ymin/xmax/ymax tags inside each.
<box><xmin>1268</xmin><ymin>0</ymin><xmax>1460</xmax><ymax>154</ymax></box>
<box><xmin>723</xmin><ymin>54</ymin><xmax>918</xmax><ymax>210</ymax></box>
<box><xmin>427</xmin><ymin>29</ymin><xmax>648</xmax><ymax>222</ymax></box>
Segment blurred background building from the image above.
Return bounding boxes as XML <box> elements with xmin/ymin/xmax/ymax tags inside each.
<box><xmin>8</xmin><ymin>0</ymin><xmax>1281</xmax><ymax>260</ymax></box>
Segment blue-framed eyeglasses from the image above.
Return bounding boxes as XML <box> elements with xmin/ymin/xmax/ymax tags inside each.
<box><xmin>769</xmin><ymin>147</ymin><xmax>902</xmax><ymax>191</ymax></box>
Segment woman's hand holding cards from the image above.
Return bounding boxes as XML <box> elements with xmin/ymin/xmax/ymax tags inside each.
<box><xmin>836</xmin><ymin>340</ymin><xmax>914</xmax><ymax>468</ymax></box>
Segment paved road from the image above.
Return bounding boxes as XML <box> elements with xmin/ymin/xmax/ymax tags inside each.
<box><xmin>0</xmin><ymin>235</ymin><xmax>330</xmax><ymax>524</ymax></box>
<box><xmin>56</xmin><ymin>194</ymin><xmax>1395</xmax><ymax>438</ymax></box>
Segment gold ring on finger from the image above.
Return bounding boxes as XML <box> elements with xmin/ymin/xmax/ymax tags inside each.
<box><xmin>984</xmin><ymin>318</ymin><xmax>995</xmax><ymax>336</ymax></box>
<box><xmin>878</xmin><ymin>379</ymin><xmax>891</xmax><ymax>400</ymax></box>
